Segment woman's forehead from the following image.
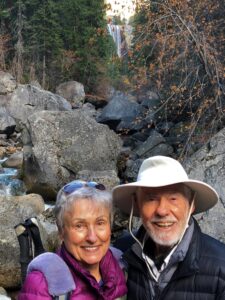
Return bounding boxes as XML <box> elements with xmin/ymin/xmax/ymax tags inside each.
<box><xmin>66</xmin><ymin>198</ymin><xmax>110</xmax><ymax>215</ymax></box>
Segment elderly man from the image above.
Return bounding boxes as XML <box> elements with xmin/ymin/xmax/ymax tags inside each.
<box><xmin>113</xmin><ymin>155</ymin><xmax>225</xmax><ymax>300</ymax></box>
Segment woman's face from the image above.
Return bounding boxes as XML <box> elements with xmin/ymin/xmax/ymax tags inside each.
<box><xmin>60</xmin><ymin>198</ymin><xmax>111</xmax><ymax>272</ymax></box>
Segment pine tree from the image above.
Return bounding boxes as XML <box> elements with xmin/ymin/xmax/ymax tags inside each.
<box><xmin>59</xmin><ymin>0</ymin><xmax>115</xmax><ymax>93</ymax></box>
<box><xmin>0</xmin><ymin>0</ymin><xmax>11</xmax><ymax>70</ymax></box>
<box><xmin>14</xmin><ymin>0</ymin><xmax>24</xmax><ymax>82</ymax></box>
<box><xmin>22</xmin><ymin>0</ymin><xmax>63</xmax><ymax>88</ymax></box>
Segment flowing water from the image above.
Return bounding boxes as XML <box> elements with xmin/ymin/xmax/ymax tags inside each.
<box><xmin>107</xmin><ymin>24</ymin><xmax>122</xmax><ymax>57</ymax></box>
<box><xmin>0</xmin><ymin>157</ymin><xmax>54</xmax><ymax>213</ymax></box>
<box><xmin>0</xmin><ymin>158</ymin><xmax>26</xmax><ymax>196</ymax></box>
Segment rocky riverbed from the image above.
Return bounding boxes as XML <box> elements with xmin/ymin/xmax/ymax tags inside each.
<box><xmin>1</xmin><ymin>71</ymin><xmax>225</xmax><ymax>298</ymax></box>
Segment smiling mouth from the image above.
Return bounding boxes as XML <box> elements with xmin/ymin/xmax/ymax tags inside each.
<box><xmin>154</xmin><ymin>222</ymin><xmax>175</xmax><ymax>228</ymax></box>
<box><xmin>82</xmin><ymin>246</ymin><xmax>100</xmax><ymax>252</ymax></box>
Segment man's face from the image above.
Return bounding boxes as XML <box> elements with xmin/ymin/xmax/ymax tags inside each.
<box><xmin>137</xmin><ymin>184</ymin><xmax>195</xmax><ymax>251</ymax></box>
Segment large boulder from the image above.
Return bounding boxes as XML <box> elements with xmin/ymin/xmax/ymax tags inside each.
<box><xmin>23</xmin><ymin>110</ymin><xmax>122</xmax><ymax>199</ymax></box>
<box><xmin>6</xmin><ymin>84</ymin><xmax>71</xmax><ymax>124</ymax></box>
<box><xmin>184</xmin><ymin>127</ymin><xmax>225</xmax><ymax>243</ymax></box>
<box><xmin>97</xmin><ymin>92</ymin><xmax>142</xmax><ymax>130</ymax></box>
<box><xmin>0</xmin><ymin>194</ymin><xmax>44</xmax><ymax>288</ymax></box>
<box><xmin>56</xmin><ymin>81</ymin><xmax>85</xmax><ymax>107</ymax></box>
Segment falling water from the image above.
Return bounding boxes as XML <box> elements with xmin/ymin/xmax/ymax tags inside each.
<box><xmin>0</xmin><ymin>158</ymin><xmax>26</xmax><ymax>196</ymax></box>
<box><xmin>107</xmin><ymin>24</ymin><xmax>122</xmax><ymax>57</ymax></box>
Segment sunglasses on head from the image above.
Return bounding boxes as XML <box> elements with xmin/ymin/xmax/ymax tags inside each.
<box><xmin>62</xmin><ymin>180</ymin><xmax>106</xmax><ymax>195</ymax></box>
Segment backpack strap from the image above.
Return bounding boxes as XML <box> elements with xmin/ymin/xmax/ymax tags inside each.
<box><xmin>27</xmin><ymin>252</ymin><xmax>75</xmax><ymax>299</ymax></box>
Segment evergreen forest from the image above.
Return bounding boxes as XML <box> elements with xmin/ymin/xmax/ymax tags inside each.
<box><xmin>0</xmin><ymin>0</ymin><xmax>117</xmax><ymax>94</ymax></box>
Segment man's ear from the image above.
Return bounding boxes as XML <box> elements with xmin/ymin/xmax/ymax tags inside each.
<box><xmin>190</xmin><ymin>198</ymin><xmax>196</xmax><ymax>214</ymax></box>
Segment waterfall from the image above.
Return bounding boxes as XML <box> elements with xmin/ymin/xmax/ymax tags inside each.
<box><xmin>107</xmin><ymin>24</ymin><xmax>122</xmax><ymax>57</ymax></box>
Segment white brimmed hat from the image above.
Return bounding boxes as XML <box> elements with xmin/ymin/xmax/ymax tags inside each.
<box><xmin>113</xmin><ymin>156</ymin><xmax>219</xmax><ymax>216</ymax></box>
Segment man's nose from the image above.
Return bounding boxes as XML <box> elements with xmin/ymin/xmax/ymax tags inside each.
<box><xmin>155</xmin><ymin>197</ymin><xmax>169</xmax><ymax>216</ymax></box>
<box><xmin>86</xmin><ymin>226</ymin><xmax>97</xmax><ymax>243</ymax></box>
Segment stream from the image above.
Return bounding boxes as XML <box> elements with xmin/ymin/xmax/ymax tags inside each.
<box><xmin>0</xmin><ymin>158</ymin><xmax>26</xmax><ymax>196</ymax></box>
<box><xmin>0</xmin><ymin>157</ymin><xmax>54</xmax><ymax>210</ymax></box>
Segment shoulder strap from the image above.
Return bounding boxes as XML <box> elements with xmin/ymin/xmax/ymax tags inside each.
<box><xmin>27</xmin><ymin>252</ymin><xmax>75</xmax><ymax>299</ymax></box>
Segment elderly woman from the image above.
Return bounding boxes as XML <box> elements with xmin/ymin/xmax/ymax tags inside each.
<box><xmin>18</xmin><ymin>180</ymin><xmax>127</xmax><ymax>300</ymax></box>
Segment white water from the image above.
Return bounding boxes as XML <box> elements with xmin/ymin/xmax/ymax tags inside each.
<box><xmin>0</xmin><ymin>159</ymin><xmax>26</xmax><ymax>196</ymax></box>
<box><xmin>107</xmin><ymin>24</ymin><xmax>122</xmax><ymax>57</ymax></box>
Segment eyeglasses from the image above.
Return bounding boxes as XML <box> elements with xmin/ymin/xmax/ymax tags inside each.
<box><xmin>62</xmin><ymin>180</ymin><xmax>106</xmax><ymax>195</ymax></box>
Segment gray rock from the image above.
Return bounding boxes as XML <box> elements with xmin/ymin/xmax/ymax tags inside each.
<box><xmin>134</xmin><ymin>129</ymin><xmax>174</xmax><ymax>158</ymax></box>
<box><xmin>140</xmin><ymin>91</ymin><xmax>160</xmax><ymax>109</ymax></box>
<box><xmin>116</xmin><ymin>116</ymin><xmax>147</xmax><ymax>132</ymax></box>
<box><xmin>97</xmin><ymin>92</ymin><xmax>141</xmax><ymax>127</ymax></box>
<box><xmin>23</xmin><ymin>110</ymin><xmax>122</xmax><ymax>199</ymax></box>
<box><xmin>184</xmin><ymin>127</ymin><xmax>225</xmax><ymax>243</ymax></box>
<box><xmin>0</xmin><ymin>194</ymin><xmax>44</xmax><ymax>288</ymax></box>
<box><xmin>56</xmin><ymin>81</ymin><xmax>85</xmax><ymax>107</ymax></box>
<box><xmin>2</xmin><ymin>152</ymin><xmax>23</xmax><ymax>169</ymax></box>
<box><xmin>124</xmin><ymin>158</ymin><xmax>143</xmax><ymax>182</ymax></box>
<box><xmin>77</xmin><ymin>170</ymin><xmax>120</xmax><ymax>189</ymax></box>
<box><xmin>0</xmin><ymin>108</ymin><xmax>16</xmax><ymax>136</ymax></box>
<box><xmin>29</xmin><ymin>80</ymin><xmax>42</xmax><ymax>89</ymax></box>
<box><xmin>37</xmin><ymin>210</ymin><xmax>60</xmax><ymax>253</ymax></box>
<box><xmin>7</xmin><ymin>84</ymin><xmax>72</xmax><ymax>124</ymax></box>
<box><xmin>0</xmin><ymin>72</ymin><xmax>17</xmax><ymax>95</ymax></box>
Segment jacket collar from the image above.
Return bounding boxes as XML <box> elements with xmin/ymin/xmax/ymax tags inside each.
<box><xmin>170</xmin><ymin>218</ymin><xmax>201</xmax><ymax>280</ymax></box>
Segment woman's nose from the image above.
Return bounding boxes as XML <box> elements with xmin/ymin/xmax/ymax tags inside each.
<box><xmin>86</xmin><ymin>226</ymin><xmax>97</xmax><ymax>243</ymax></box>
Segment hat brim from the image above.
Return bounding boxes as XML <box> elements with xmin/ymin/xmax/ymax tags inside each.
<box><xmin>113</xmin><ymin>180</ymin><xmax>218</xmax><ymax>216</ymax></box>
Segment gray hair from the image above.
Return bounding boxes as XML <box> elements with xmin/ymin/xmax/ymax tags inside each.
<box><xmin>54</xmin><ymin>186</ymin><xmax>113</xmax><ymax>232</ymax></box>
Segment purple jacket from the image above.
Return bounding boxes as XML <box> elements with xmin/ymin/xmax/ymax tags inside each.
<box><xmin>18</xmin><ymin>244</ymin><xmax>127</xmax><ymax>300</ymax></box>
